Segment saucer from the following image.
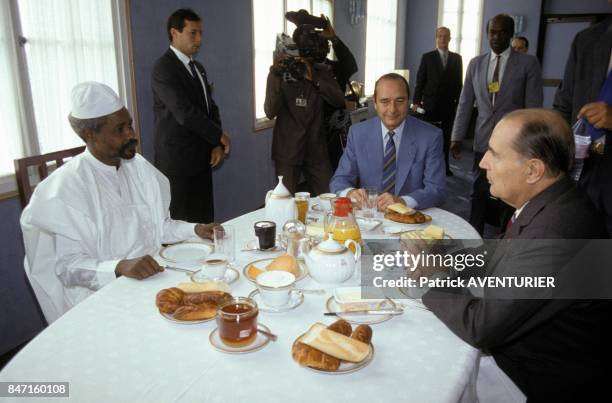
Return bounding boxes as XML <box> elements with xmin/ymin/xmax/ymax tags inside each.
<box><xmin>159</xmin><ymin>310</ymin><xmax>215</xmax><ymax>325</ymax></box>
<box><xmin>245</xmin><ymin>239</ymin><xmax>283</xmax><ymax>253</ymax></box>
<box><xmin>159</xmin><ymin>242</ymin><xmax>213</xmax><ymax>265</ymax></box>
<box><xmin>325</xmin><ymin>297</ymin><xmax>398</xmax><ymax>325</ymax></box>
<box><xmin>247</xmin><ymin>289</ymin><xmax>304</xmax><ymax>313</ymax></box>
<box><xmin>190</xmin><ymin>266</ymin><xmax>240</xmax><ymax>285</ymax></box>
<box><xmin>209</xmin><ymin>324</ymin><xmax>273</xmax><ymax>354</ymax></box>
<box><xmin>292</xmin><ymin>337</ymin><xmax>375</xmax><ymax>374</ymax></box>
<box><xmin>356</xmin><ymin>217</ymin><xmax>383</xmax><ymax>232</ymax></box>
<box><xmin>382</xmin><ymin>225</ymin><xmax>405</xmax><ymax>235</ymax></box>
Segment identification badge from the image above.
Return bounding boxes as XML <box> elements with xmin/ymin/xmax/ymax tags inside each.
<box><xmin>488</xmin><ymin>82</ymin><xmax>500</xmax><ymax>93</ymax></box>
<box><xmin>295</xmin><ymin>97</ymin><xmax>307</xmax><ymax>107</ymax></box>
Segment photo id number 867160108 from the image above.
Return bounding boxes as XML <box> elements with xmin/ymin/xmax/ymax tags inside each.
<box><xmin>0</xmin><ymin>382</ymin><xmax>69</xmax><ymax>397</ymax></box>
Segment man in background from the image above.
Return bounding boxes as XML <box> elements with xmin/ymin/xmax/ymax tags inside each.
<box><xmin>554</xmin><ymin>15</ymin><xmax>612</xmax><ymax>236</ymax></box>
<box><xmin>413</xmin><ymin>26</ymin><xmax>463</xmax><ymax>176</ymax></box>
<box><xmin>511</xmin><ymin>36</ymin><xmax>529</xmax><ymax>53</ymax></box>
<box><xmin>152</xmin><ymin>8</ymin><xmax>230</xmax><ymax>223</ymax></box>
<box><xmin>450</xmin><ymin>14</ymin><xmax>543</xmax><ymax>235</ymax></box>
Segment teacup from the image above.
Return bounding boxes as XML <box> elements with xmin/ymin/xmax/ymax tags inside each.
<box><xmin>255</xmin><ymin>271</ymin><xmax>296</xmax><ymax>307</ymax></box>
<box><xmin>196</xmin><ymin>257</ymin><xmax>228</xmax><ymax>280</ymax></box>
<box><xmin>319</xmin><ymin>193</ymin><xmax>336</xmax><ymax>211</ymax></box>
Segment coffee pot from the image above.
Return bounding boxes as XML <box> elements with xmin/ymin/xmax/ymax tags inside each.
<box><xmin>264</xmin><ymin>176</ymin><xmax>297</xmax><ymax>229</ymax></box>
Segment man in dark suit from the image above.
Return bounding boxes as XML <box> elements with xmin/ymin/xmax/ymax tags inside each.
<box><xmin>152</xmin><ymin>9</ymin><xmax>230</xmax><ymax>223</ymax></box>
<box><xmin>412</xmin><ymin>26</ymin><xmax>463</xmax><ymax>176</ymax></box>
<box><xmin>421</xmin><ymin>109</ymin><xmax>609</xmax><ymax>401</ymax></box>
<box><xmin>554</xmin><ymin>16</ymin><xmax>612</xmax><ymax>236</ymax></box>
<box><xmin>450</xmin><ymin>14</ymin><xmax>543</xmax><ymax>235</ymax></box>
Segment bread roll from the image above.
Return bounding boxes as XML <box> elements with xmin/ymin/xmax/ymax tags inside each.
<box><xmin>384</xmin><ymin>211</ymin><xmax>431</xmax><ymax>224</ymax></box>
<box><xmin>266</xmin><ymin>254</ymin><xmax>300</xmax><ymax>277</ymax></box>
<box><xmin>177</xmin><ymin>281</ymin><xmax>231</xmax><ymax>294</ymax></box>
<box><xmin>173</xmin><ymin>303</ymin><xmax>217</xmax><ymax>321</ymax></box>
<box><xmin>155</xmin><ymin>287</ymin><xmax>184</xmax><ymax>314</ymax></box>
<box><xmin>182</xmin><ymin>291</ymin><xmax>232</xmax><ymax>306</ymax></box>
<box><xmin>299</xmin><ymin>323</ymin><xmax>370</xmax><ymax>362</ymax></box>
<box><xmin>292</xmin><ymin>320</ymin><xmax>352</xmax><ymax>371</ymax></box>
<box><xmin>351</xmin><ymin>325</ymin><xmax>373</xmax><ymax>344</ymax></box>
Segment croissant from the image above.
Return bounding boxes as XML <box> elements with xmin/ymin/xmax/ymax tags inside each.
<box><xmin>292</xmin><ymin>320</ymin><xmax>352</xmax><ymax>371</ymax></box>
<box><xmin>155</xmin><ymin>287</ymin><xmax>185</xmax><ymax>314</ymax></box>
<box><xmin>384</xmin><ymin>211</ymin><xmax>431</xmax><ymax>224</ymax></box>
<box><xmin>351</xmin><ymin>325</ymin><xmax>373</xmax><ymax>344</ymax></box>
<box><xmin>183</xmin><ymin>291</ymin><xmax>232</xmax><ymax>306</ymax></box>
<box><xmin>173</xmin><ymin>303</ymin><xmax>218</xmax><ymax>321</ymax></box>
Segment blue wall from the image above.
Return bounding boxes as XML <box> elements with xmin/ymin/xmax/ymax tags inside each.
<box><xmin>403</xmin><ymin>0</ymin><xmax>438</xmax><ymax>96</ymax></box>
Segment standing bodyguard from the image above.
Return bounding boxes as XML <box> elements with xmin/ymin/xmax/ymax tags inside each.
<box><xmin>413</xmin><ymin>26</ymin><xmax>463</xmax><ymax>176</ymax></box>
<box><xmin>152</xmin><ymin>8</ymin><xmax>231</xmax><ymax>223</ymax></box>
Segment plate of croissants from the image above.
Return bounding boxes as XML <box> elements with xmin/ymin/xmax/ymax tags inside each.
<box><xmin>384</xmin><ymin>203</ymin><xmax>432</xmax><ymax>224</ymax></box>
<box><xmin>155</xmin><ymin>284</ymin><xmax>232</xmax><ymax>323</ymax></box>
<box><xmin>292</xmin><ymin>319</ymin><xmax>374</xmax><ymax>374</ymax></box>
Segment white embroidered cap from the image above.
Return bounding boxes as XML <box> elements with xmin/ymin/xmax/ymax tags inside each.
<box><xmin>70</xmin><ymin>81</ymin><xmax>124</xmax><ymax>119</ymax></box>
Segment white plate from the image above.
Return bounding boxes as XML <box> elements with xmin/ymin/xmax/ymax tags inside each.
<box><xmin>243</xmin><ymin>258</ymin><xmax>308</xmax><ymax>284</ymax></box>
<box><xmin>293</xmin><ymin>337</ymin><xmax>374</xmax><ymax>374</ymax></box>
<box><xmin>159</xmin><ymin>242</ymin><xmax>213</xmax><ymax>265</ymax></box>
<box><xmin>356</xmin><ymin>217</ymin><xmax>382</xmax><ymax>232</ymax></box>
<box><xmin>325</xmin><ymin>297</ymin><xmax>398</xmax><ymax>325</ymax></box>
<box><xmin>209</xmin><ymin>324</ymin><xmax>273</xmax><ymax>354</ymax></box>
<box><xmin>159</xmin><ymin>310</ymin><xmax>215</xmax><ymax>325</ymax></box>
<box><xmin>247</xmin><ymin>289</ymin><xmax>304</xmax><ymax>313</ymax></box>
<box><xmin>244</xmin><ymin>239</ymin><xmax>284</xmax><ymax>253</ymax></box>
<box><xmin>399</xmin><ymin>229</ymin><xmax>453</xmax><ymax>240</ymax></box>
<box><xmin>190</xmin><ymin>266</ymin><xmax>240</xmax><ymax>285</ymax></box>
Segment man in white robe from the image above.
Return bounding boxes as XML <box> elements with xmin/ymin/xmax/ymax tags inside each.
<box><xmin>21</xmin><ymin>81</ymin><xmax>218</xmax><ymax>323</ymax></box>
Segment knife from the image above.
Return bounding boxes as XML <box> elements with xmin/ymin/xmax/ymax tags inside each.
<box><xmin>324</xmin><ymin>309</ymin><xmax>404</xmax><ymax>316</ymax></box>
<box><xmin>164</xmin><ymin>265</ymin><xmax>197</xmax><ymax>274</ymax></box>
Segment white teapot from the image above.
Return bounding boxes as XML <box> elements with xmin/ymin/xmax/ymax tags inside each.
<box><xmin>304</xmin><ymin>235</ymin><xmax>361</xmax><ymax>284</ymax></box>
<box><xmin>265</xmin><ymin>176</ymin><xmax>297</xmax><ymax>229</ymax></box>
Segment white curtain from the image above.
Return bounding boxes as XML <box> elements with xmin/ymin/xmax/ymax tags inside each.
<box><xmin>365</xmin><ymin>0</ymin><xmax>397</xmax><ymax>95</ymax></box>
<box><xmin>17</xmin><ymin>0</ymin><xmax>119</xmax><ymax>154</ymax></box>
<box><xmin>0</xmin><ymin>1</ymin><xmax>26</xmax><ymax>176</ymax></box>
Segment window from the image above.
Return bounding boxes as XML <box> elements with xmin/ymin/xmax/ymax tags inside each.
<box><xmin>364</xmin><ymin>0</ymin><xmax>397</xmax><ymax>96</ymax></box>
<box><xmin>252</xmin><ymin>0</ymin><xmax>333</xmax><ymax>130</ymax></box>
<box><xmin>0</xmin><ymin>0</ymin><xmax>134</xmax><ymax>193</ymax></box>
<box><xmin>438</xmin><ymin>0</ymin><xmax>484</xmax><ymax>78</ymax></box>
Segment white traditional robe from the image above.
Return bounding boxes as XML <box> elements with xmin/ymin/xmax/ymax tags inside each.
<box><xmin>21</xmin><ymin>149</ymin><xmax>196</xmax><ymax>323</ymax></box>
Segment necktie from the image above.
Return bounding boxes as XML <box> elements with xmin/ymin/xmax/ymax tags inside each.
<box><xmin>490</xmin><ymin>55</ymin><xmax>500</xmax><ymax>105</ymax></box>
<box><xmin>503</xmin><ymin>212</ymin><xmax>517</xmax><ymax>239</ymax></box>
<box><xmin>441</xmin><ymin>51</ymin><xmax>448</xmax><ymax>69</ymax></box>
<box><xmin>188</xmin><ymin>60</ymin><xmax>210</xmax><ymax>115</ymax></box>
<box><xmin>587</xmin><ymin>69</ymin><xmax>612</xmax><ymax>141</ymax></box>
<box><xmin>382</xmin><ymin>131</ymin><xmax>396</xmax><ymax>194</ymax></box>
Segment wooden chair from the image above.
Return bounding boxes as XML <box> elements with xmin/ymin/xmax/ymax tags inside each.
<box><xmin>14</xmin><ymin>146</ymin><xmax>85</xmax><ymax>207</ymax></box>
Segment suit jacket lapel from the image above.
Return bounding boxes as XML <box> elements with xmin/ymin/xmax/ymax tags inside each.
<box><xmin>395</xmin><ymin>117</ymin><xmax>416</xmax><ymax>195</ymax></box>
<box><xmin>434</xmin><ymin>51</ymin><xmax>444</xmax><ymax>74</ymax></box>
<box><xmin>479</xmin><ymin>54</ymin><xmax>493</xmax><ymax>107</ymax></box>
<box><xmin>498</xmin><ymin>51</ymin><xmax>517</xmax><ymax>101</ymax></box>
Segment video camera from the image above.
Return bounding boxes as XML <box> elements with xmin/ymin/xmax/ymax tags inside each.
<box><xmin>272</xmin><ymin>10</ymin><xmax>331</xmax><ymax>82</ymax></box>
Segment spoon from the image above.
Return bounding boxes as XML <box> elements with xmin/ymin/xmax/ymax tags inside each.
<box><xmin>258</xmin><ymin>328</ymin><xmax>278</xmax><ymax>341</ymax></box>
<box><xmin>295</xmin><ymin>288</ymin><xmax>326</xmax><ymax>295</ymax></box>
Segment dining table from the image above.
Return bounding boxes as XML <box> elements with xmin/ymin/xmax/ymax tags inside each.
<box><xmin>0</xmin><ymin>206</ymin><xmax>482</xmax><ymax>403</ymax></box>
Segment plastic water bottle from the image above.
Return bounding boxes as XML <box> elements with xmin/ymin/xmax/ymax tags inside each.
<box><xmin>571</xmin><ymin>119</ymin><xmax>591</xmax><ymax>182</ymax></box>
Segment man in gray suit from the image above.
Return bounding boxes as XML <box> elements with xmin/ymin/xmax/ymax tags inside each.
<box><xmin>450</xmin><ymin>14</ymin><xmax>543</xmax><ymax>235</ymax></box>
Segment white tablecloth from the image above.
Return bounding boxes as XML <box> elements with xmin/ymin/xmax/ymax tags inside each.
<box><xmin>0</xmin><ymin>208</ymin><xmax>480</xmax><ymax>403</ymax></box>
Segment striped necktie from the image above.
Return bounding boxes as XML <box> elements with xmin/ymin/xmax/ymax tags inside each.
<box><xmin>382</xmin><ymin>131</ymin><xmax>396</xmax><ymax>194</ymax></box>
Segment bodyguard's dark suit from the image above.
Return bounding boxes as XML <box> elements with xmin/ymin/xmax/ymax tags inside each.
<box><xmin>423</xmin><ymin>177</ymin><xmax>610</xmax><ymax>401</ymax></box>
<box><xmin>152</xmin><ymin>49</ymin><xmax>222</xmax><ymax>223</ymax></box>
<box><xmin>413</xmin><ymin>49</ymin><xmax>462</xmax><ymax>172</ymax></box>
<box><xmin>554</xmin><ymin>16</ymin><xmax>612</xmax><ymax>236</ymax></box>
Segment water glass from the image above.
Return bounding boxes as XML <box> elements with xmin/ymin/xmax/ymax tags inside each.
<box><xmin>214</xmin><ymin>225</ymin><xmax>235</xmax><ymax>265</ymax></box>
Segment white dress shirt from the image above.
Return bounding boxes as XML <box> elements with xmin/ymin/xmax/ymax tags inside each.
<box><xmin>170</xmin><ymin>45</ymin><xmax>210</xmax><ymax>112</ymax></box>
<box><xmin>487</xmin><ymin>46</ymin><xmax>512</xmax><ymax>84</ymax></box>
<box><xmin>437</xmin><ymin>48</ymin><xmax>448</xmax><ymax>68</ymax></box>
<box><xmin>21</xmin><ymin>148</ymin><xmax>196</xmax><ymax>323</ymax></box>
<box><xmin>340</xmin><ymin>119</ymin><xmax>419</xmax><ymax>208</ymax></box>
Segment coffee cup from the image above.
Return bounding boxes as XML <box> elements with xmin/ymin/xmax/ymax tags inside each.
<box><xmin>255</xmin><ymin>271</ymin><xmax>295</xmax><ymax>307</ymax></box>
<box><xmin>254</xmin><ymin>221</ymin><xmax>276</xmax><ymax>250</ymax></box>
<box><xmin>319</xmin><ymin>193</ymin><xmax>336</xmax><ymax>211</ymax></box>
<box><xmin>195</xmin><ymin>257</ymin><xmax>228</xmax><ymax>281</ymax></box>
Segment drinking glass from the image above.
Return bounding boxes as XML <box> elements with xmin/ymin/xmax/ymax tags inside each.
<box><xmin>363</xmin><ymin>187</ymin><xmax>378</xmax><ymax>221</ymax></box>
<box><xmin>295</xmin><ymin>192</ymin><xmax>310</xmax><ymax>224</ymax></box>
<box><xmin>214</xmin><ymin>225</ymin><xmax>235</xmax><ymax>266</ymax></box>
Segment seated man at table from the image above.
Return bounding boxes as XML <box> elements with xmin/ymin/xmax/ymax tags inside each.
<box><xmin>20</xmin><ymin>81</ymin><xmax>218</xmax><ymax>324</ymax></box>
<box><xmin>329</xmin><ymin>73</ymin><xmax>446</xmax><ymax>211</ymax></box>
<box><xmin>420</xmin><ymin>109</ymin><xmax>610</xmax><ymax>401</ymax></box>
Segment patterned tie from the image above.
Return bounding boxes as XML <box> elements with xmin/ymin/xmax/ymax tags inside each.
<box><xmin>382</xmin><ymin>131</ymin><xmax>396</xmax><ymax>194</ymax></box>
<box><xmin>490</xmin><ymin>55</ymin><xmax>500</xmax><ymax>106</ymax></box>
<box><xmin>188</xmin><ymin>60</ymin><xmax>210</xmax><ymax>115</ymax></box>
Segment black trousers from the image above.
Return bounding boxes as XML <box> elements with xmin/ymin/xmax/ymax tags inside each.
<box><xmin>167</xmin><ymin>172</ymin><xmax>214</xmax><ymax>223</ymax></box>
<box><xmin>275</xmin><ymin>160</ymin><xmax>332</xmax><ymax>196</ymax></box>
<box><xmin>469</xmin><ymin>152</ymin><xmax>514</xmax><ymax>235</ymax></box>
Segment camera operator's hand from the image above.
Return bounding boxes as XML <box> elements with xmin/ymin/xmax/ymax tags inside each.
<box><xmin>320</xmin><ymin>15</ymin><xmax>336</xmax><ymax>40</ymax></box>
<box><xmin>301</xmin><ymin>58</ymin><xmax>313</xmax><ymax>81</ymax></box>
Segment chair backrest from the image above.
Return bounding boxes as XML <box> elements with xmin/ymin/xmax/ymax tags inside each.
<box><xmin>14</xmin><ymin>146</ymin><xmax>86</xmax><ymax>207</ymax></box>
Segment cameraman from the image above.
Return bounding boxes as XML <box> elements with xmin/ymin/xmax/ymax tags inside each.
<box><xmin>264</xmin><ymin>24</ymin><xmax>345</xmax><ymax>195</ymax></box>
